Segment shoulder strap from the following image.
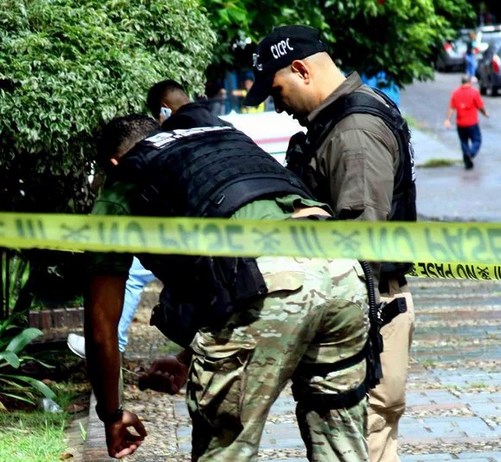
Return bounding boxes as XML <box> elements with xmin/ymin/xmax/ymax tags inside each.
<box><xmin>310</xmin><ymin>88</ymin><xmax>410</xmax><ymax>195</ymax></box>
<box><xmin>312</xmin><ymin>88</ymin><xmax>404</xmax><ymax>147</ymax></box>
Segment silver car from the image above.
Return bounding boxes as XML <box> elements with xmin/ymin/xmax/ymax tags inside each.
<box><xmin>435</xmin><ymin>35</ymin><xmax>468</xmax><ymax>72</ymax></box>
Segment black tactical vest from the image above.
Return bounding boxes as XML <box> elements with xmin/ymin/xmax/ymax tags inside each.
<box><xmin>287</xmin><ymin>89</ymin><xmax>416</xmax><ymax>223</ymax></box>
<box><xmin>286</xmin><ymin>88</ymin><xmax>417</xmax><ymax>278</ymax></box>
<box><xmin>113</xmin><ymin>126</ymin><xmax>315</xmax><ymax>347</ymax></box>
<box><xmin>117</xmin><ymin>126</ymin><xmax>313</xmax><ymax>218</ymax></box>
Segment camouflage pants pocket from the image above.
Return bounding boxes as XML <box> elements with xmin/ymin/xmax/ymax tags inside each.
<box><xmin>188</xmin><ymin>335</ymin><xmax>254</xmax><ymax>429</ymax></box>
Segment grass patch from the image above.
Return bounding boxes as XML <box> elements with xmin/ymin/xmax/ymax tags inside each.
<box><xmin>0</xmin><ymin>347</ymin><xmax>90</xmax><ymax>462</ymax></box>
<box><xmin>404</xmin><ymin>115</ymin><xmax>419</xmax><ymax>129</ymax></box>
<box><xmin>419</xmin><ymin>159</ymin><xmax>457</xmax><ymax>168</ymax></box>
<box><xmin>469</xmin><ymin>382</ymin><xmax>488</xmax><ymax>389</ymax></box>
<box><xmin>403</xmin><ymin>114</ymin><xmax>429</xmax><ymax>131</ymax></box>
<box><xmin>421</xmin><ymin>359</ymin><xmax>437</xmax><ymax>368</ymax></box>
<box><xmin>156</xmin><ymin>340</ymin><xmax>183</xmax><ymax>356</ymax></box>
<box><xmin>0</xmin><ymin>411</ymin><xmax>68</xmax><ymax>462</ymax></box>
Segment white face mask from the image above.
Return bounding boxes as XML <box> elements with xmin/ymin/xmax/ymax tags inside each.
<box><xmin>160</xmin><ymin>107</ymin><xmax>172</xmax><ymax>121</ymax></box>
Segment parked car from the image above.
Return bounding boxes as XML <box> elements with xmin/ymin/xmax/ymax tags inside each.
<box><xmin>221</xmin><ymin>110</ymin><xmax>303</xmax><ymax>165</ymax></box>
<box><xmin>476</xmin><ymin>39</ymin><xmax>501</xmax><ymax>95</ymax></box>
<box><xmin>474</xmin><ymin>24</ymin><xmax>501</xmax><ymax>57</ymax></box>
<box><xmin>435</xmin><ymin>34</ymin><xmax>468</xmax><ymax>72</ymax></box>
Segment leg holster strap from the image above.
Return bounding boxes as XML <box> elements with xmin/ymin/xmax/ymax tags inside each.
<box><xmin>379</xmin><ymin>297</ymin><xmax>407</xmax><ymax>328</ymax></box>
<box><xmin>294</xmin><ymin>347</ymin><xmax>367</xmax><ymax>378</ymax></box>
<box><xmin>292</xmin><ymin>381</ymin><xmax>367</xmax><ymax>411</ymax></box>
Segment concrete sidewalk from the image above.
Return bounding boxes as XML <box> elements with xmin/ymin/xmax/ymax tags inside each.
<box><xmin>411</xmin><ymin>127</ymin><xmax>461</xmax><ymax>168</ymax></box>
<box><xmin>79</xmin><ymin>276</ymin><xmax>501</xmax><ymax>462</ymax></box>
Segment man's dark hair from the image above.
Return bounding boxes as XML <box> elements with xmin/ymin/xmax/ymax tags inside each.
<box><xmin>146</xmin><ymin>79</ymin><xmax>186</xmax><ymax>118</ymax></box>
<box><xmin>97</xmin><ymin>114</ymin><xmax>159</xmax><ymax>166</ymax></box>
<box><xmin>461</xmin><ymin>74</ymin><xmax>471</xmax><ymax>85</ymax></box>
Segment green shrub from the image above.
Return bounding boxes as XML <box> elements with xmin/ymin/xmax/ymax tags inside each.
<box><xmin>0</xmin><ymin>0</ymin><xmax>215</xmax><ymax>214</ymax></box>
<box><xmin>0</xmin><ymin>0</ymin><xmax>216</xmax><ymax>316</ymax></box>
<box><xmin>0</xmin><ymin>316</ymin><xmax>56</xmax><ymax>409</ymax></box>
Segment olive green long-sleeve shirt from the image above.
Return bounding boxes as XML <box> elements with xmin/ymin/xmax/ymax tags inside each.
<box><xmin>307</xmin><ymin>72</ymin><xmax>399</xmax><ymax>223</ymax></box>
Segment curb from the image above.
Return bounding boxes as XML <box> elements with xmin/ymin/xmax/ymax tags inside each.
<box><xmin>82</xmin><ymin>393</ymin><xmax>114</xmax><ymax>462</ymax></box>
<box><xmin>30</xmin><ymin>307</ymin><xmax>84</xmax><ymax>342</ymax></box>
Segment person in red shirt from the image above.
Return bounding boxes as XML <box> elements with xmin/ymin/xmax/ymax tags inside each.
<box><xmin>444</xmin><ymin>74</ymin><xmax>489</xmax><ymax>169</ymax></box>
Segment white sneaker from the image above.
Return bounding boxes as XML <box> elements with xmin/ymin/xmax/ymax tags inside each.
<box><xmin>67</xmin><ymin>333</ymin><xmax>86</xmax><ymax>359</ymax></box>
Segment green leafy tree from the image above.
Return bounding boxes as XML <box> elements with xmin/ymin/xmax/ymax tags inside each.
<box><xmin>319</xmin><ymin>0</ymin><xmax>473</xmax><ymax>85</ymax></box>
<box><xmin>202</xmin><ymin>0</ymin><xmax>475</xmax><ymax>86</ymax></box>
<box><xmin>0</xmin><ymin>0</ymin><xmax>216</xmax><ymax>318</ymax></box>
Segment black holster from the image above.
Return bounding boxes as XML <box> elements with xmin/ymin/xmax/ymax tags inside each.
<box><xmin>359</xmin><ymin>261</ymin><xmax>384</xmax><ymax>389</ymax></box>
<box><xmin>379</xmin><ymin>297</ymin><xmax>407</xmax><ymax>328</ymax></box>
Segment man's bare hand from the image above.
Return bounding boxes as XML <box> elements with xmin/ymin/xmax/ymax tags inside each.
<box><xmin>138</xmin><ymin>354</ymin><xmax>189</xmax><ymax>394</ymax></box>
<box><xmin>104</xmin><ymin>410</ymin><xmax>147</xmax><ymax>459</ymax></box>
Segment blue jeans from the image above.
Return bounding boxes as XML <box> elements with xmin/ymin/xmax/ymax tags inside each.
<box><xmin>118</xmin><ymin>257</ymin><xmax>156</xmax><ymax>352</ymax></box>
<box><xmin>457</xmin><ymin>124</ymin><xmax>481</xmax><ymax>160</ymax></box>
<box><xmin>465</xmin><ymin>53</ymin><xmax>476</xmax><ymax>78</ymax></box>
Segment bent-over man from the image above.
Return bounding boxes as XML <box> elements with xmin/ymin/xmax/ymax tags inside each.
<box><xmin>85</xmin><ymin>114</ymin><xmax>372</xmax><ymax>461</ymax></box>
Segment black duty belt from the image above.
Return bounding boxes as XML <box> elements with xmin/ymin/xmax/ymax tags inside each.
<box><xmin>294</xmin><ymin>346</ymin><xmax>367</xmax><ymax>379</ymax></box>
<box><xmin>291</xmin><ymin>346</ymin><xmax>369</xmax><ymax>410</ymax></box>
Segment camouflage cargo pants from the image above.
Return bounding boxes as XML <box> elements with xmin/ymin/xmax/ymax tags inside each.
<box><xmin>186</xmin><ymin>256</ymin><xmax>370</xmax><ymax>462</ymax></box>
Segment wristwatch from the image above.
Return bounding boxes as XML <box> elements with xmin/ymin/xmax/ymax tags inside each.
<box><xmin>95</xmin><ymin>404</ymin><xmax>124</xmax><ymax>424</ymax></box>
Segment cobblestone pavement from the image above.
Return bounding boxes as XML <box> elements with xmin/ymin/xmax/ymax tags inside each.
<box><xmin>80</xmin><ymin>276</ymin><xmax>501</xmax><ymax>462</ymax></box>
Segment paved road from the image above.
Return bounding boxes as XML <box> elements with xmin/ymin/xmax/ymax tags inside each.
<box><xmin>400</xmin><ymin>72</ymin><xmax>501</xmax><ymax>222</ymax></box>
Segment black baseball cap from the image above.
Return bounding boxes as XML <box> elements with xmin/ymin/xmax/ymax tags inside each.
<box><xmin>244</xmin><ymin>25</ymin><xmax>327</xmax><ymax>106</ymax></box>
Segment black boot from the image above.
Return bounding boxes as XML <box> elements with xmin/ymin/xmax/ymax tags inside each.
<box><xmin>463</xmin><ymin>153</ymin><xmax>474</xmax><ymax>169</ymax></box>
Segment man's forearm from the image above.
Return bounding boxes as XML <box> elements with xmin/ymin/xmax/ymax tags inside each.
<box><xmin>84</xmin><ymin>274</ymin><xmax>127</xmax><ymax>419</ymax></box>
<box><xmin>86</xmin><ymin>331</ymin><xmax>122</xmax><ymax>417</ymax></box>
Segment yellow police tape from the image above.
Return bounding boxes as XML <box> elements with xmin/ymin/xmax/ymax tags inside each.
<box><xmin>1</xmin><ymin>212</ymin><xmax>501</xmax><ymax>280</ymax></box>
<box><xmin>407</xmin><ymin>261</ymin><xmax>501</xmax><ymax>281</ymax></box>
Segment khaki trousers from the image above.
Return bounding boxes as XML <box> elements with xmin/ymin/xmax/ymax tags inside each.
<box><xmin>368</xmin><ymin>281</ymin><xmax>415</xmax><ymax>462</ymax></box>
